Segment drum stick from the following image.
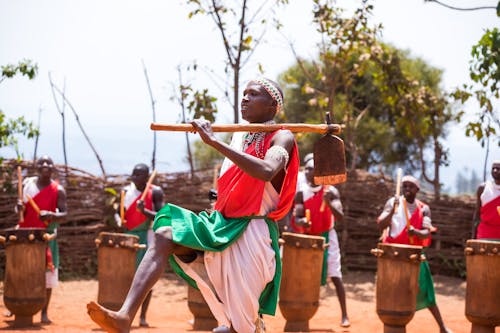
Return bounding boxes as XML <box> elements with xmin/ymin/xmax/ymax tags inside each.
<box><xmin>25</xmin><ymin>194</ymin><xmax>41</xmax><ymax>215</ymax></box>
<box><xmin>305</xmin><ymin>209</ymin><xmax>311</xmax><ymax>227</ymax></box>
<box><xmin>213</xmin><ymin>163</ymin><xmax>222</xmax><ymax>190</ymax></box>
<box><xmin>150</xmin><ymin>123</ymin><xmax>342</xmax><ymax>134</ymax></box>
<box><xmin>319</xmin><ymin>186</ymin><xmax>328</xmax><ymax>212</ymax></box>
<box><xmin>395</xmin><ymin>168</ymin><xmax>402</xmax><ymax>198</ymax></box>
<box><xmin>120</xmin><ymin>190</ymin><xmax>126</xmax><ymax>225</ymax></box>
<box><xmin>17</xmin><ymin>166</ymin><xmax>24</xmax><ymax>223</ymax></box>
<box><xmin>140</xmin><ymin>169</ymin><xmax>157</xmax><ymax>202</ymax></box>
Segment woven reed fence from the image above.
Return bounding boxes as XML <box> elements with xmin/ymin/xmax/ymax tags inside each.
<box><xmin>0</xmin><ymin>160</ymin><xmax>475</xmax><ymax>279</ymax></box>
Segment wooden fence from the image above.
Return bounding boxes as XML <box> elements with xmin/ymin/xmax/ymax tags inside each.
<box><xmin>0</xmin><ymin>160</ymin><xmax>475</xmax><ymax>279</ymax></box>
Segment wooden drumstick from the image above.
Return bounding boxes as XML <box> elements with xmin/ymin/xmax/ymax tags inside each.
<box><xmin>136</xmin><ymin>169</ymin><xmax>157</xmax><ymax>213</ymax></box>
<box><xmin>319</xmin><ymin>186</ymin><xmax>329</xmax><ymax>212</ymax></box>
<box><xmin>395</xmin><ymin>168</ymin><xmax>402</xmax><ymax>200</ymax></box>
<box><xmin>120</xmin><ymin>190</ymin><xmax>126</xmax><ymax>225</ymax></box>
<box><xmin>213</xmin><ymin>163</ymin><xmax>222</xmax><ymax>190</ymax></box>
<box><xmin>25</xmin><ymin>194</ymin><xmax>41</xmax><ymax>215</ymax></box>
<box><xmin>305</xmin><ymin>209</ymin><xmax>311</xmax><ymax>227</ymax></box>
<box><xmin>150</xmin><ymin>122</ymin><xmax>342</xmax><ymax>134</ymax></box>
<box><xmin>17</xmin><ymin>166</ymin><xmax>24</xmax><ymax>223</ymax></box>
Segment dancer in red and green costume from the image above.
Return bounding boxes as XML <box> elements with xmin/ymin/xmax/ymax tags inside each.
<box><xmin>291</xmin><ymin>156</ymin><xmax>350</xmax><ymax>328</ymax></box>
<box><xmin>16</xmin><ymin>156</ymin><xmax>67</xmax><ymax>325</ymax></box>
<box><xmin>87</xmin><ymin>78</ymin><xmax>299</xmax><ymax>333</ymax></box>
<box><xmin>117</xmin><ymin>163</ymin><xmax>164</xmax><ymax>327</ymax></box>
<box><xmin>473</xmin><ymin>160</ymin><xmax>500</xmax><ymax>240</ymax></box>
<box><xmin>376</xmin><ymin>175</ymin><xmax>452</xmax><ymax>333</ymax></box>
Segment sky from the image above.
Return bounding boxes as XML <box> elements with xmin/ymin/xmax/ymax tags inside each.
<box><xmin>0</xmin><ymin>0</ymin><xmax>498</xmax><ymax>192</ymax></box>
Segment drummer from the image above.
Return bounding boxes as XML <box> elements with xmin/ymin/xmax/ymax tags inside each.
<box><xmin>15</xmin><ymin>155</ymin><xmax>67</xmax><ymax>324</ymax></box>
<box><xmin>116</xmin><ymin>163</ymin><xmax>164</xmax><ymax>327</ymax></box>
<box><xmin>291</xmin><ymin>156</ymin><xmax>350</xmax><ymax>328</ymax></box>
<box><xmin>376</xmin><ymin>175</ymin><xmax>452</xmax><ymax>333</ymax></box>
<box><xmin>473</xmin><ymin>160</ymin><xmax>500</xmax><ymax>240</ymax></box>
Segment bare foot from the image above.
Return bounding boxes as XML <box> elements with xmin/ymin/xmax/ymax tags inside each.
<box><xmin>139</xmin><ymin>317</ymin><xmax>149</xmax><ymax>327</ymax></box>
<box><xmin>86</xmin><ymin>301</ymin><xmax>130</xmax><ymax>333</ymax></box>
<box><xmin>41</xmin><ymin>313</ymin><xmax>52</xmax><ymax>325</ymax></box>
<box><xmin>340</xmin><ymin>317</ymin><xmax>350</xmax><ymax>328</ymax></box>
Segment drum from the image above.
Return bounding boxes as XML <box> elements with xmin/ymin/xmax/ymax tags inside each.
<box><xmin>464</xmin><ymin>239</ymin><xmax>500</xmax><ymax>333</ymax></box>
<box><xmin>186</xmin><ymin>253</ymin><xmax>217</xmax><ymax>330</ymax></box>
<box><xmin>2</xmin><ymin>228</ymin><xmax>49</xmax><ymax>327</ymax></box>
<box><xmin>279</xmin><ymin>232</ymin><xmax>326</xmax><ymax>332</ymax></box>
<box><xmin>96</xmin><ymin>232</ymin><xmax>142</xmax><ymax>311</ymax></box>
<box><xmin>371</xmin><ymin>243</ymin><xmax>423</xmax><ymax>333</ymax></box>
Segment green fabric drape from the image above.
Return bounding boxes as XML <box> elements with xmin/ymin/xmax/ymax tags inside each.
<box><xmin>153</xmin><ymin>203</ymin><xmax>282</xmax><ymax>315</ymax></box>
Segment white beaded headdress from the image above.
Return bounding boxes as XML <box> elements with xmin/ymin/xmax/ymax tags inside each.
<box><xmin>254</xmin><ymin>78</ymin><xmax>284</xmax><ymax>113</ymax></box>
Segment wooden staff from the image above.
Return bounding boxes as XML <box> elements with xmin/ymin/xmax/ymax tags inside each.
<box><xmin>120</xmin><ymin>190</ymin><xmax>126</xmax><ymax>225</ymax></box>
<box><xmin>150</xmin><ymin>123</ymin><xmax>342</xmax><ymax>134</ymax></box>
<box><xmin>140</xmin><ymin>169</ymin><xmax>157</xmax><ymax>202</ymax></box>
<box><xmin>25</xmin><ymin>194</ymin><xmax>41</xmax><ymax>215</ymax></box>
<box><xmin>17</xmin><ymin>166</ymin><xmax>24</xmax><ymax>223</ymax></box>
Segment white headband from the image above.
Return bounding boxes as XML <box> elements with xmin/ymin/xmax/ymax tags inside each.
<box><xmin>254</xmin><ymin>78</ymin><xmax>284</xmax><ymax>113</ymax></box>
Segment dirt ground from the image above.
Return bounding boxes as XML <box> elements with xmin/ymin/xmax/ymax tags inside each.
<box><xmin>0</xmin><ymin>271</ymin><xmax>497</xmax><ymax>333</ymax></box>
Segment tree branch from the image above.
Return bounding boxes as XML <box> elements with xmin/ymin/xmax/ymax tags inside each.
<box><xmin>425</xmin><ymin>0</ymin><xmax>496</xmax><ymax>11</ymax></box>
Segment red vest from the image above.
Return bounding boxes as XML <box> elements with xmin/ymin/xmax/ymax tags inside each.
<box><xmin>20</xmin><ymin>181</ymin><xmax>59</xmax><ymax>228</ymax></box>
<box><xmin>385</xmin><ymin>199</ymin><xmax>431</xmax><ymax>247</ymax></box>
<box><xmin>291</xmin><ymin>187</ymin><xmax>334</xmax><ymax>235</ymax></box>
<box><xmin>478</xmin><ymin>195</ymin><xmax>500</xmax><ymax>239</ymax></box>
<box><xmin>215</xmin><ymin>130</ymin><xmax>299</xmax><ymax>221</ymax></box>
<box><xmin>124</xmin><ymin>187</ymin><xmax>153</xmax><ymax>230</ymax></box>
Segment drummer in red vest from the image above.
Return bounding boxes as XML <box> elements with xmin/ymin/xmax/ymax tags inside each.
<box><xmin>291</xmin><ymin>156</ymin><xmax>350</xmax><ymax>328</ymax></box>
<box><xmin>116</xmin><ymin>163</ymin><xmax>164</xmax><ymax>327</ymax></box>
<box><xmin>376</xmin><ymin>175</ymin><xmax>452</xmax><ymax>333</ymax></box>
<box><xmin>473</xmin><ymin>160</ymin><xmax>500</xmax><ymax>240</ymax></box>
<box><xmin>15</xmin><ymin>155</ymin><xmax>67</xmax><ymax>324</ymax></box>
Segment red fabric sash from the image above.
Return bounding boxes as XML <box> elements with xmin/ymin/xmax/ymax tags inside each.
<box><xmin>20</xmin><ymin>181</ymin><xmax>59</xmax><ymax>228</ymax></box>
<box><xmin>478</xmin><ymin>195</ymin><xmax>500</xmax><ymax>239</ymax></box>
<box><xmin>291</xmin><ymin>187</ymin><xmax>334</xmax><ymax>235</ymax></box>
<box><xmin>124</xmin><ymin>188</ymin><xmax>153</xmax><ymax>230</ymax></box>
<box><xmin>385</xmin><ymin>199</ymin><xmax>431</xmax><ymax>247</ymax></box>
<box><xmin>215</xmin><ymin>130</ymin><xmax>299</xmax><ymax>221</ymax></box>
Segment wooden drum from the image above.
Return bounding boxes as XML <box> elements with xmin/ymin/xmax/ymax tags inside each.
<box><xmin>464</xmin><ymin>239</ymin><xmax>500</xmax><ymax>333</ymax></box>
<box><xmin>96</xmin><ymin>232</ymin><xmax>142</xmax><ymax>311</ymax></box>
<box><xmin>186</xmin><ymin>254</ymin><xmax>217</xmax><ymax>330</ymax></box>
<box><xmin>2</xmin><ymin>228</ymin><xmax>49</xmax><ymax>327</ymax></box>
<box><xmin>371</xmin><ymin>243</ymin><xmax>423</xmax><ymax>333</ymax></box>
<box><xmin>279</xmin><ymin>232</ymin><xmax>326</xmax><ymax>332</ymax></box>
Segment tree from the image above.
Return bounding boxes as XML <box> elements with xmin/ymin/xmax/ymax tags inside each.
<box><xmin>185</xmin><ymin>0</ymin><xmax>288</xmax><ymax>123</ymax></box>
<box><xmin>451</xmin><ymin>28</ymin><xmax>500</xmax><ymax>180</ymax></box>
<box><xmin>1</xmin><ymin>60</ymin><xmax>39</xmax><ymax>159</ymax></box>
<box><xmin>280</xmin><ymin>0</ymin><xmax>458</xmax><ymax>199</ymax></box>
<box><xmin>171</xmin><ymin>64</ymin><xmax>218</xmax><ymax>175</ymax></box>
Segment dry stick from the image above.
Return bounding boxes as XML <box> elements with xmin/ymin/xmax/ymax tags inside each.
<box><xmin>48</xmin><ymin>73</ymin><xmax>69</xmax><ymax>174</ymax></box>
<box><xmin>150</xmin><ymin>123</ymin><xmax>342</xmax><ymax>134</ymax></box>
<box><xmin>142</xmin><ymin>60</ymin><xmax>157</xmax><ymax>170</ymax></box>
<box><xmin>120</xmin><ymin>190</ymin><xmax>126</xmax><ymax>226</ymax></box>
<box><xmin>17</xmin><ymin>166</ymin><xmax>24</xmax><ymax>223</ymax></box>
<box><xmin>49</xmin><ymin>81</ymin><xmax>107</xmax><ymax>178</ymax></box>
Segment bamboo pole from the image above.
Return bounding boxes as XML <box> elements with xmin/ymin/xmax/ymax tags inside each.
<box><xmin>150</xmin><ymin>123</ymin><xmax>342</xmax><ymax>134</ymax></box>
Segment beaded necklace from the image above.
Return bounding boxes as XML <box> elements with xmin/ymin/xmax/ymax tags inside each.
<box><xmin>242</xmin><ymin>120</ymin><xmax>276</xmax><ymax>159</ymax></box>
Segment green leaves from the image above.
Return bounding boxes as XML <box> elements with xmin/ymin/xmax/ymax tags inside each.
<box><xmin>0</xmin><ymin>59</ymin><xmax>38</xmax><ymax>83</ymax></box>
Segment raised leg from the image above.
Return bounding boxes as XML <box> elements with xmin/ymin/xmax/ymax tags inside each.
<box><xmin>87</xmin><ymin>227</ymin><xmax>179</xmax><ymax>333</ymax></box>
